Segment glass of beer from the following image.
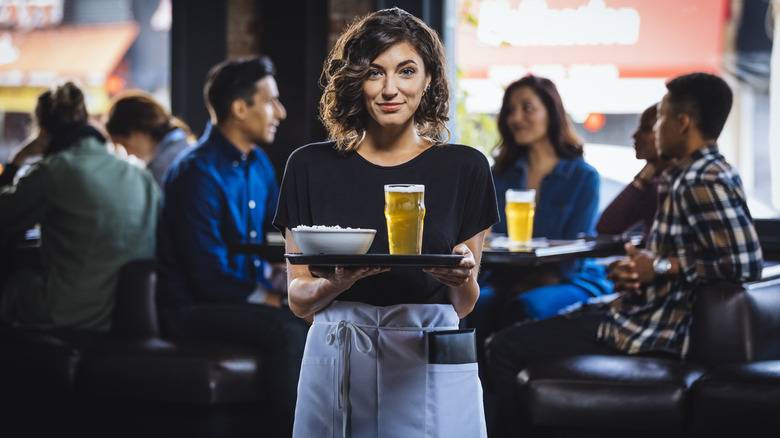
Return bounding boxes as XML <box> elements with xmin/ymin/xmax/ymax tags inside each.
<box><xmin>505</xmin><ymin>189</ymin><xmax>536</xmax><ymax>243</ymax></box>
<box><xmin>384</xmin><ymin>184</ymin><xmax>425</xmax><ymax>254</ymax></box>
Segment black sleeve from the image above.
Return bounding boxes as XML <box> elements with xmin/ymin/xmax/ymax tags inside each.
<box><xmin>273</xmin><ymin>146</ymin><xmax>307</xmax><ymax>234</ymax></box>
<box><xmin>457</xmin><ymin>149</ymin><xmax>499</xmax><ymax>243</ymax></box>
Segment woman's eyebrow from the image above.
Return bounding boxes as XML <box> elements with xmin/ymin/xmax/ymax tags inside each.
<box><xmin>369</xmin><ymin>59</ymin><xmax>419</xmax><ymax>69</ymax></box>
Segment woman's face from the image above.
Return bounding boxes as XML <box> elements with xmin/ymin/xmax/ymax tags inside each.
<box><xmin>362</xmin><ymin>42</ymin><xmax>430</xmax><ymax>129</ymax></box>
<box><xmin>632</xmin><ymin>108</ymin><xmax>657</xmax><ymax>161</ymax></box>
<box><xmin>504</xmin><ymin>86</ymin><xmax>549</xmax><ymax>147</ymax></box>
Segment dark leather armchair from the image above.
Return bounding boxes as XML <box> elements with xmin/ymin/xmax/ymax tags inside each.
<box><xmin>515</xmin><ymin>276</ymin><xmax>780</xmax><ymax>437</ymax></box>
<box><xmin>1</xmin><ymin>259</ymin><xmax>271</xmax><ymax>437</ymax></box>
<box><xmin>77</xmin><ymin>258</ymin><xmax>268</xmax><ymax>436</ymax></box>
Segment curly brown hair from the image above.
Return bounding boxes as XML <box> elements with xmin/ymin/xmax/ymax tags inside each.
<box><xmin>320</xmin><ymin>7</ymin><xmax>450</xmax><ymax>152</ymax></box>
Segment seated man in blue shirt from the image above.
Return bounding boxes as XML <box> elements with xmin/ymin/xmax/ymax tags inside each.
<box><xmin>156</xmin><ymin>55</ymin><xmax>308</xmax><ymax>436</ymax></box>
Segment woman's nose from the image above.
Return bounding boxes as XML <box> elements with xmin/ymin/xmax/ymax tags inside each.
<box><xmin>382</xmin><ymin>77</ymin><xmax>398</xmax><ymax>97</ymax></box>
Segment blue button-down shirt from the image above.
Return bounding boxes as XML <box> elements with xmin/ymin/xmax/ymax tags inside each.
<box><xmin>156</xmin><ymin>123</ymin><xmax>278</xmax><ymax>308</ymax></box>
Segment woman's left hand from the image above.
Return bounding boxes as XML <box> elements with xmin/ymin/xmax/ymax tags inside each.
<box><xmin>423</xmin><ymin>243</ymin><xmax>476</xmax><ymax>287</ymax></box>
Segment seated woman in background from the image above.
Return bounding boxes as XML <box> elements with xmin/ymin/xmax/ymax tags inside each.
<box><xmin>0</xmin><ymin>82</ymin><xmax>160</xmax><ymax>332</ymax></box>
<box><xmin>470</xmin><ymin>74</ymin><xmax>611</xmax><ymax>353</ymax></box>
<box><xmin>105</xmin><ymin>90</ymin><xmax>194</xmax><ymax>186</ymax></box>
<box><xmin>596</xmin><ymin>103</ymin><xmax>674</xmax><ymax>246</ymax></box>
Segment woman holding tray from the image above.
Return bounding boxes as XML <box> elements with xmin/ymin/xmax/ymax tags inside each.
<box><xmin>273</xmin><ymin>8</ymin><xmax>499</xmax><ymax>437</ymax></box>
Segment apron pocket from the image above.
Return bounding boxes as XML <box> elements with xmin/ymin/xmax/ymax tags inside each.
<box><xmin>424</xmin><ymin>363</ymin><xmax>486</xmax><ymax>438</ymax></box>
<box><xmin>294</xmin><ymin>357</ymin><xmax>338</xmax><ymax>438</ymax></box>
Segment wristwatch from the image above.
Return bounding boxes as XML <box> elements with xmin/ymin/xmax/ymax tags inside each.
<box><xmin>652</xmin><ymin>257</ymin><xmax>672</xmax><ymax>275</ymax></box>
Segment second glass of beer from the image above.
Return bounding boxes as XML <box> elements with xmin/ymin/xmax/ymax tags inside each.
<box><xmin>384</xmin><ymin>184</ymin><xmax>425</xmax><ymax>254</ymax></box>
<box><xmin>505</xmin><ymin>189</ymin><xmax>536</xmax><ymax>243</ymax></box>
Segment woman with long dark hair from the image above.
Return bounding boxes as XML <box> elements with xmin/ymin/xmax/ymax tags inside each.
<box><xmin>471</xmin><ymin>75</ymin><xmax>610</xmax><ymax>367</ymax></box>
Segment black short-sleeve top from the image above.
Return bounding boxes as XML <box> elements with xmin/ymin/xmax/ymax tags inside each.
<box><xmin>273</xmin><ymin>141</ymin><xmax>499</xmax><ymax>306</ymax></box>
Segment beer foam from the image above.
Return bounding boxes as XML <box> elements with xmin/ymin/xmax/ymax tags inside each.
<box><xmin>506</xmin><ymin>189</ymin><xmax>535</xmax><ymax>203</ymax></box>
<box><xmin>384</xmin><ymin>184</ymin><xmax>424</xmax><ymax>193</ymax></box>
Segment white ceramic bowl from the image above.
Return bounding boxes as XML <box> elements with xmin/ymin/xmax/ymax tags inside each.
<box><xmin>292</xmin><ymin>226</ymin><xmax>376</xmax><ymax>254</ymax></box>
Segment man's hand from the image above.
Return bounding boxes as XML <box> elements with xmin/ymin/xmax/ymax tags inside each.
<box><xmin>608</xmin><ymin>242</ymin><xmax>657</xmax><ymax>294</ymax></box>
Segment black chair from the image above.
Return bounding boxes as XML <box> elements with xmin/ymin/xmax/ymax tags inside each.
<box><xmin>514</xmin><ymin>277</ymin><xmax>780</xmax><ymax>437</ymax></box>
<box><xmin>76</xmin><ymin>259</ymin><xmax>270</xmax><ymax>437</ymax></box>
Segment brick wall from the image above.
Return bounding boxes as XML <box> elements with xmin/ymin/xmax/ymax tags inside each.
<box><xmin>226</xmin><ymin>0</ymin><xmax>260</xmax><ymax>59</ymax></box>
<box><xmin>328</xmin><ymin>0</ymin><xmax>373</xmax><ymax>48</ymax></box>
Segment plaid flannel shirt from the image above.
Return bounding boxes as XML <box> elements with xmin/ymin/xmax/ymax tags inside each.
<box><xmin>597</xmin><ymin>146</ymin><xmax>763</xmax><ymax>357</ymax></box>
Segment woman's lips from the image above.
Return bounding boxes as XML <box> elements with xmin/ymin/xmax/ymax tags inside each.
<box><xmin>378</xmin><ymin>103</ymin><xmax>403</xmax><ymax>111</ymax></box>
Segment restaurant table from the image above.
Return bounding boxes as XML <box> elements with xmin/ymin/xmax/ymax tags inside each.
<box><xmin>481</xmin><ymin>233</ymin><xmax>641</xmax><ymax>268</ymax></box>
<box><xmin>227</xmin><ymin>233</ymin><xmax>287</xmax><ymax>263</ymax></box>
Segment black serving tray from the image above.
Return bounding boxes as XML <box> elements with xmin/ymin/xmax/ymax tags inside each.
<box><xmin>285</xmin><ymin>253</ymin><xmax>464</xmax><ymax>267</ymax></box>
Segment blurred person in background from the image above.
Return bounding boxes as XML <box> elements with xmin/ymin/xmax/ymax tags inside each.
<box><xmin>155</xmin><ymin>55</ymin><xmax>306</xmax><ymax>436</ymax></box>
<box><xmin>485</xmin><ymin>71</ymin><xmax>763</xmax><ymax>438</ymax></box>
<box><xmin>105</xmin><ymin>90</ymin><xmax>194</xmax><ymax>186</ymax></box>
<box><xmin>470</xmin><ymin>74</ymin><xmax>611</xmax><ymax>354</ymax></box>
<box><xmin>596</xmin><ymin>103</ymin><xmax>675</xmax><ymax>245</ymax></box>
<box><xmin>0</xmin><ymin>81</ymin><xmax>159</xmax><ymax>332</ymax></box>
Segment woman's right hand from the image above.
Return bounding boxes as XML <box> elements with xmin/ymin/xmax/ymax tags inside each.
<box><xmin>285</xmin><ymin>228</ymin><xmax>388</xmax><ymax>318</ymax></box>
<box><xmin>309</xmin><ymin>265</ymin><xmax>389</xmax><ymax>291</ymax></box>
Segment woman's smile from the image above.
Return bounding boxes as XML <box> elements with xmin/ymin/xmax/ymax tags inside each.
<box><xmin>378</xmin><ymin>102</ymin><xmax>404</xmax><ymax>112</ymax></box>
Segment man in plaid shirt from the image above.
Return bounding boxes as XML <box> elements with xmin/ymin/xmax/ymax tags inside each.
<box><xmin>485</xmin><ymin>72</ymin><xmax>764</xmax><ymax>438</ymax></box>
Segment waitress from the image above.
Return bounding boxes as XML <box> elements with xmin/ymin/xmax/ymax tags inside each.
<box><xmin>273</xmin><ymin>8</ymin><xmax>499</xmax><ymax>438</ymax></box>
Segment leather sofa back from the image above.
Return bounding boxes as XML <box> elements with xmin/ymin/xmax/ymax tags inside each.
<box><xmin>112</xmin><ymin>258</ymin><xmax>160</xmax><ymax>339</ymax></box>
<box><xmin>689</xmin><ymin>278</ymin><xmax>780</xmax><ymax>367</ymax></box>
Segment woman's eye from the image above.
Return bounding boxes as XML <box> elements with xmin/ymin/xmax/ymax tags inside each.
<box><xmin>367</xmin><ymin>70</ymin><xmax>382</xmax><ymax>78</ymax></box>
<box><xmin>400</xmin><ymin>68</ymin><xmax>415</xmax><ymax>76</ymax></box>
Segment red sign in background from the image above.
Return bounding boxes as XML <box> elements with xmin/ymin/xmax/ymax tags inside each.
<box><xmin>457</xmin><ymin>0</ymin><xmax>730</xmax><ymax>79</ymax></box>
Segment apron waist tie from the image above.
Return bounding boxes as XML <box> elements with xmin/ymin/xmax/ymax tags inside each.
<box><xmin>326</xmin><ymin>320</ymin><xmax>373</xmax><ymax>438</ymax></box>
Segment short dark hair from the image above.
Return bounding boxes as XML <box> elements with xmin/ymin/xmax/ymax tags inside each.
<box><xmin>493</xmin><ymin>75</ymin><xmax>582</xmax><ymax>174</ymax></box>
<box><xmin>203</xmin><ymin>55</ymin><xmax>276</xmax><ymax>125</ymax></box>
<box><xmin>665</xmin><ymin>72</ymin><xmax>732</xmax><ymax>140</ymax></box>
<box><xmin>320</xmin><ymin>7</ymin><xmax>450</xmax><ymax>151</ymax></box>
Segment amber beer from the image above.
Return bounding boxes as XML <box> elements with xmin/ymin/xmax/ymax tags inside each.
<box><xmin>384</xmin><ymin>184</ymin><xmax>425</xmax><ymax>254</ymax></box>
<box><xmin>506</xmin><ymin>189</ymin><xmax>536</xmax><ymax>243</ymax></box>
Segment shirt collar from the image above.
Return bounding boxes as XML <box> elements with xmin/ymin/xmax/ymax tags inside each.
<box><xmin>662</xmin><ymin>144</ymin><xmax>720</xmax><ymax>183</ymax></box>
<box><xmin>160</xmin><ymin>128</ymin><xmax>187</xmax><ymax>146</ymax></box>
<box><xmin>202</xmin><ymin>122</ymin><xmax>257</xmax><ymax>162</ymax></box>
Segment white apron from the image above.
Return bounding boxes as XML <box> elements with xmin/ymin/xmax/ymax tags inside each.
<box><xmin>293</xmin><ymin>301</ymin><xmax>488</xmax><ymax>438</ymax></box>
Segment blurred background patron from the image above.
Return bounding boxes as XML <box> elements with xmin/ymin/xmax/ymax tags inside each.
<box><xmin>105</xmin><ymin>90</ymin><xmax>194</xmax><ymax>186</ymax></box>
<box><xmin>0</xmin><ymin>82</ymin><xmax>160</xmax><ymax>332</ymax></box>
